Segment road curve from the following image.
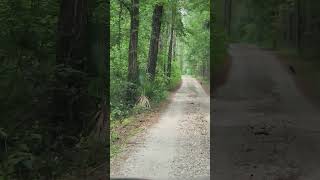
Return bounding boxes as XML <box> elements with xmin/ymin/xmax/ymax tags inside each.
<box><xmin>111</xmin><ymin>75</ymin><xmax>210</xmax><ymax>179</ymax></box>
<box><xmin>213</xmin><ymin>44</ymin><xmax>320</xmax><ymax>180</ymax></box>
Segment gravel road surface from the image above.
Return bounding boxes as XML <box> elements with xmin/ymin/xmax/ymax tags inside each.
<box><xmin>111</xmin><ymin>76</ymin><xmax>210</xmax><ymax>179</ymax></box>
<box><xmin>213</xmin><ymin>44</ymin><xmax>320</xmax><ymax>180</ymax></box>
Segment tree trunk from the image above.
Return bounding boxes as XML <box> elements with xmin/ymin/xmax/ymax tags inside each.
<box><xmin>228</xmin><ymin>0</ymin><xmax>232</xmax><ymax>35</ymax></box>
<box><xmin>128</xmin><ymin>0</ymin><xmax>139</xmax><ymax>83</ymax></box>
<box><xmin>224</xmin><ymin>0</ymin><xmax>228</xmax><ymax>30</ymax></box>
<box><xmin>173</xmin><ymin>30</ymin><xmax>176</xmax><ymax>60</ymax></box>
<box><xmin>167</xmin><ymin>27</ymin><xmax>174</xmax><ymax>78</ymax></box>
<box><xmin>147</xmin><ymin>4</ymin><xmax>163</xmax><ymax>81</ymax></box>
<box><xmin>296</xmin><ymin>0</ymin><xmax>302</xmax><ymax>53</ymax></box>
<box><xmin>54</xmin><ymin>0</ymin><xmax>88</xmax><ymax>136</ymax></box>
<box><xmin>56</xmin><ymin>0</ymin><xmax>88</xmax><ymax>66</ymax></box>
<box><xmin>118</xmin><ymin>2</ymin><xmax>122</xmax><ymax>58</ymax></box>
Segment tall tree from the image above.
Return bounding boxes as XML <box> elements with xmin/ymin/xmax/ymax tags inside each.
<box><xmin>224</xmin><ymin>0</ymin><xmax>232</xmax><ymax>35</ymax></box>
<box><xmin>167</xmin><ymin>3</ymin><xmax>176</xmax><ymax>78</ymax></box>
<box><xmin>296</xmin><ymin>0</ymin><xmax>302</xmax><ymax>52</ymax></box>
<box><xmin>54</xmin><ymin>0</ymin><xmax>89</xmax><ymax>136</ymax></box>
<box><xmin>118</xmin><ymin>2</ymin><xmax>123</xmax><ymax>57</ymax></box>
<box><xmin>128</xmin><ymin>0</ymin><xmax>139</xmax><ymax>83</ymax></box>
<box><xmin>228</xmin><ymin>0</ymin><xmax>232</xmax><ymax>35</ymax></box>
<box><xmin>147</xmin><ymin>4</ymin><xmax>163</xmax><ymax>80</ymax></box>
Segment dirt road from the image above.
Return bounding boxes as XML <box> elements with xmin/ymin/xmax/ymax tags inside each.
<box><xmin>213</xmin><ymin>44</ymin><xmax>320</xmax><ymax>180</ymax></box>
<box><xmin>111</xmin><ymin>76</ymin><xmax>210</xmax><ymax>179</ymax></box>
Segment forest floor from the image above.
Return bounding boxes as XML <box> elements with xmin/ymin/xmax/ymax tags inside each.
<box><xmin>110</xmin><ymin>75</ymin><xmax>210</xmax><ymax>179</ymax></box>
<box><xmin>213</xmin><ymin>43</ymin><xmax>320</xmax><ymax>180</ymax></box>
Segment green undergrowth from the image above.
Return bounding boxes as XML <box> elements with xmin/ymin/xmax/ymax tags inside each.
<box><xmin>110</xmin><ymin>79</ymin><xmax>181</xmax><ymax>159</ymax></box>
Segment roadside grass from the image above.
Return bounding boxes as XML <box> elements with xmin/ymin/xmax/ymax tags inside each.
<box><xmin>110</xmin><ymin>117</ymin><xmax>144</xmax><ymax>159</ymax></box>
<box><xmin>277</xmin><ymin>48</ymin><xmax>320</xmax><ymax>107</ymax></box>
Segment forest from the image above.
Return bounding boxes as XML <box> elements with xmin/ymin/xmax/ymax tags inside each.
<box><xmin>214</xmin><ymin>0</ymin><xmax>320</xmax><ymax>99</ymax></box>
<box><xmin>216</xmin><ymin>0</ymin><xmax>320</xmax><ymax>55</ymax></box>
<box><xmin>0</xmin><ymin>0</ymin><xmax>210</xmax><ymax>179</ymax></box>
<box><xmin>110</xmin><ymin>0</ymin><xmax>209</xmax><ymax>141</ymax></box>
<box><xmin>0</xmin><ymin>0</ymin><xmax>108</xmax><ymax>179</ymax></box>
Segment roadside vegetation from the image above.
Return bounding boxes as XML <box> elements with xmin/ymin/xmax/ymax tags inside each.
<box><xmin>0</xmin><ymin>0</ymin><xmax>108</xmax><ymax>179</ymax></box>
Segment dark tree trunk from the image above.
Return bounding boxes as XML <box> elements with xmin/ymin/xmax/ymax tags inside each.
<box><xmin>147</xmin><ymin>4</ymin><xmax>163</xmax><ymax>81</ymax></box>
<box><xmin>118</xmin><ymin>2</ymin><xmax>123</xmax><ymax>56</ymax></box>
<box><xmin>128</xmin><ymin>0</ymin><xmax>139</xmax><ymax>83</ymax></box>
<box><xmin>224</xmin><ymin>0</ymin><xmax>228</xmax><ymax>30</ymax></box>
<box><xmin>173</xmin><ymin>31</ymin><xmax>176</xmax><ymax>60</ymax></box>
<box><xmin>54</xmin><ymin>0</ymin><xmax>89</xmax><ymax>137</ymax></box>
<box><xmin>228</xmin><ymin>0</ymin><xmax>232</xmax><ymax>35</ymax></box>
<box><xmin>56</xmin><ymin>0</ymin><xmax>88</xmax><ymax>66</ymax></box>
<box><xmin>163</xmin><ymin>23</ymin><xmax>170</xmax><ymax>74</ymax></box>
<box><xmin>167</xmin><ymin>27</ymin><xmax>174</xmax><ymax>78</ymax></box>
<box><xmin>224</xmin><ymin>0</ymin><xmax>232</xmax><ymax>35</ymax></box>
<box><xmin>296</xmin><ymin>0</ymin><xmax>302</xmax><ymax>52</ymax></box>
<box><xmin>167</xmin><ymin>4</ymin><xmax>176</xmax><ymax>78</ymax></box>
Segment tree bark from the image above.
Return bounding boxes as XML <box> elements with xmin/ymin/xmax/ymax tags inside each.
<box><xmin>128</xmin><ymin>0</ymin><xmax>139</xmax><ymax>83</ymax></box>
<box><xmin>167</xmin><ymin>5</ymin><xmax>175</xmax><ymax>78</ymax></box>
<box><xmin>54</xmin><ymin>0</ymin><xmax>89</xmax><ymax>136</ymax></box>
<box><xmin>173</xmin><ymin>30</ymin><xmax>176</xmax><ymax>60</ymax></box>
<box><xmin>228</xmin><ymin>0</ymin><xmax>232</xmax><ymax>35</ymax></box>
<box><xmin>56</xmin><ymin>0</ymin><xmax>88</xmax><ymax>66</ymax></box>
<box><xmin>167</xmin><ymin>27</ymin><xmax>174</xmax><ymax>78</ymax></box>
<box><xmin>118</xmin><ymin>2</ymin><xmax>122</xmax><ymax>57</ymax></box>
<box><xmin>296</xmin><ymin>0</ymin><xmax>302</xmax><ymax>52</ymax></box>
<box><xmin>147</xmin><ymin>4</ymin><xmax>163</xmax><ymax>81</ymax></box>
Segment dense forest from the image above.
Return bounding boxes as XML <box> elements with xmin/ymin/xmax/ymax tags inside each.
<box><xmin>0</xmin><ymin>0</ymin><xmax>210</xmax><ymax>179</ymax></box>
<box><xmin>110</xmin><ymin>0</ymin><xmax>209</xmax><ymax>122</ymax></box>
<box><xmin>217</xmin><ymin>0</ymin><xmax>320</xmax><ymax>56</ymax></box>
<box><xmin>0</xmin><ymin>0</ymin><xmax>108</xmax><ymax>179</ymax></box>
<box><xmin>213</xmin><ymin>0</ymin><xmax>320</xmax><ymax>90</ymax></box>
<box><xmin>212</xmin><ymin>0</ymin><xmax>228</xmax><ymax>89</ymax></box>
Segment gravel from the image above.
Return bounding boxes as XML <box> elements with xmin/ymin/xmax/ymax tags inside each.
<box><xmin>213</xmin><ymin>43</ymin><xmax>320</xmax><ymax>180</ymax></box>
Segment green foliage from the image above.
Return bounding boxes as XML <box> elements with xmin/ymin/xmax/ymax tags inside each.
<box><xmin>182</xmin><ymin>2</ymin><xmax>210</xmax><ymax>80</ymax></box>
<box><xmin>0</xmin><ymin>0</ymin><xmax>108</xmax><ymax>179</ymax></box>
<box><xmin>234</xmin><ymin>0</ymin><xmax>297</xmax><ymax>48</ymax></box>
<box><xmin>168</xmin><ymin>60</ymin><xmax>182</xmax><ymax>90</ymax></box>
<box><xmin>110</xmin><ymin>0</ymin><xmax>187</xmax><ymax>121</ymax></box>
<box><xmin>110</xmin><ymin>1</ymin><xmax>212</xmax><ymax>125</ymax></box>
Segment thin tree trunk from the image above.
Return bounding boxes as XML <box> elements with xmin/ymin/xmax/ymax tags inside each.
<box><xmin>167</xmin><ymin>27</ymin><xmax>174</xmax><ymax>78</ymax></box>
<box><xmin>228</xmin><ymin>0</ymin><xmax>232</xmax><ymax>35</ymax></box>
<box><xmin>118</xmin><ymin>2</ymin><xmax>122</xmax><ymax>59</ymax></box>
<box><xmin>128</xmin><ymin>0</ymin><xmax>139</xmax><ymax>83</ymax></box>
<box><xmin>224</xmin><ymin>0</ymin><xmax>228</xmax><ymax>30</ymax></box>
<box><xmin>147</xmin><ymin>4</ymin><xmax>163</xmax><ymax>81</ymax></box>
<box><xmin>167</xmin><ymin>5</ymin><xmax>175</xmax><ymax>78</ymax></box>
<box><xmin>296</xmin><ymin>0</ymin><xmax>302</xmax><ymax>52</ymax></box>
<box><xmin>173</xmin><ymin>31</ymin><xmax>176</xmax><ymax>60</ymax></box>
